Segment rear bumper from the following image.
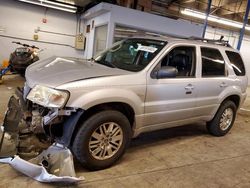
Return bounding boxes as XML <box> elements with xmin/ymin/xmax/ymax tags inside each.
<box><xmin>240</xmin><ymin>92</ymin><xmax>247</xmax><ymax>108</ymax></box>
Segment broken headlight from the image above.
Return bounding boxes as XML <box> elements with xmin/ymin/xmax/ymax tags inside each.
<box><xmin>27</xmin><ymin>85</ymin><xmax>69</xmax><ymax>108</ymax></box>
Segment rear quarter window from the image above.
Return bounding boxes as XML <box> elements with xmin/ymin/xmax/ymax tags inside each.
<box><xmin>201</xmin><ymin>47</ymin><xmax>225</xmax><ymax>77</ymax></box>
<box><xmin>225</xmin><ymin>51</ymin><xmax>246</xmax><ymax>76</ymax></box>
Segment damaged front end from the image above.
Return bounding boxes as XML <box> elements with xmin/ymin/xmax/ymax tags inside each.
<box><xmin>0</xmin><ymin>85</ymin><xmax>84</xmax><ymax>183</ymax></box>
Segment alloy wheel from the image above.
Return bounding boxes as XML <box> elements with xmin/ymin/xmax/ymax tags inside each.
<box><xmin>89</xmin><ymin>122</ymin><xmax>123</xmax><ymax>160</ymax></box>
<box><xmin>219</xmin><ymin>108</ymin><xmax>233</xmax><ymax>131</ymax></box>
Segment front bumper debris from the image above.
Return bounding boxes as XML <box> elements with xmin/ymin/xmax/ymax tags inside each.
<box><xmin>0</xmin><ymin>127</ymin><xmax>18</xmax><ymax>157</ymax></box>
<box><xmin>0</xmin><ymin>92</ymin><xmax>85</xmax><ymax>183</ymax></box>
<box><xmin>0</xmin><ymin>143</ymin><xmax>84</xmax><ymax>183</ymax></box>
<box><xmin>0</xmin><ymin>96</ymin><xmax>21</xmax><ymax>157</ymax></box>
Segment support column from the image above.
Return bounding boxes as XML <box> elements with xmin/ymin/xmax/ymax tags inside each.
<box><xmin>237</xmin><ymin>0</ymin><xmax>250</xmax><ymax>50</ymax></box>
<box><xmin>202</xmin><ymin>0</ymin><xmax>212</xmax><ymax>38</ymax></box>
<box><xmin>106</xmin><ymin>12</ymin><xmax>115</xmax><ymax>48</ymax></box>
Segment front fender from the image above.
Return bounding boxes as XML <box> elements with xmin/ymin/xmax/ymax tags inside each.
<box><xmin>66</xmin><ymin>88</ymin><xmax>145</xmax><ymax>115</ymax></box>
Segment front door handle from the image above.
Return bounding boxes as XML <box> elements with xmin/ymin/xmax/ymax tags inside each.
<box><xmin>185</xmin><ymin>84</ymin><xmax>194</xmax><ymax>90</ymax></box>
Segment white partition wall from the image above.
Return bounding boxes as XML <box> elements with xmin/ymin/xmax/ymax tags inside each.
<box><xmin>82</xmin><ymin>3</ymin><xmax>203</xmax><ymax>59</ymax></box>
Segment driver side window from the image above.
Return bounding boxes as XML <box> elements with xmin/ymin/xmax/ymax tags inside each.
<box><xmin>158</xmin><ymin>46</ymin><xmax>196</xmax><ymax>78</ymax></box>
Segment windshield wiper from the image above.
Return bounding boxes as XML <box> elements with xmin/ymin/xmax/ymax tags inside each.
<box><xmin>103</xmin><ymin>60</ymin><xmax>117</xmax><ymax>68</ymax></box>
<box><xmin>87</xmin><ymin>57</ymin><xmax>96</xmax><ymax>62</ymax></box>
<box><xmin>90</xmin><ymin>58</ymin><xmax>117</xmax><ymax>68</ymax></box>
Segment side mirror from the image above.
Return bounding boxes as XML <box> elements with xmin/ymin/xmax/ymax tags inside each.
<box><xmin>156</xmin><ymin>66</ymin><xmax>178</xmax><ymax>79</ymax></box>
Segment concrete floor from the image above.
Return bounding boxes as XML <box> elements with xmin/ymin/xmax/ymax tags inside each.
<box><xmin>1</xmin><ymin>75</ymin><xmax>250</xmax><ymax>188</ymax></box>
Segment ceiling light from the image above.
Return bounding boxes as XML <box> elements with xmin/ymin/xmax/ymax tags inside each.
<box><xmin>115</xmin><ymin>28</ymin><xmax>138</xmax><ymax>33</ymax></box>
<box><xmin>18</xmin><ymin>0</ymin><xmax>77</xmax><ymax>13</ymax></box>
<box><xmin>181</xmin><ymin>8</ymin><xmax>250</xmax><ymax>31</ymax></box>
<box><xmin>38</xmin><ymin>0</ymin><xmax>76</xmax><ymax>9</ymax></box>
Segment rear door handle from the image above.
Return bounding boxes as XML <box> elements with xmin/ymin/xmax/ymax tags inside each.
<box><xmin>185</xmin><ymin>84</ymin><xmax>194</xmax><ymax>94</ymax></box>
<box><xmin>220</xmin><ymin>82</ymin><xmax>228</xmax><ymax>88</ymax></box>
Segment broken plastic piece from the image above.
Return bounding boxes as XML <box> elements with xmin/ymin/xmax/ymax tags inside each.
<box><xmin>0</xmin><ymin>95</ymin><xmax>22</xmax><ymax>157</ymax></box>
<box><xmin>0</xmin><ymin>127</ymin><xmax>18</xmax><ymax>157</ymax></box>
<box><xmin>0</xmin><ymin>143</ymin><xmax>84</xmax><ymax>183</ymax></box>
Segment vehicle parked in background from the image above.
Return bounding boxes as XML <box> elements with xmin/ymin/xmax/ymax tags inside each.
<box><xmin>0</xmin><ymin>42</ymin><xmax>40</xmax><ymax>81</ymax></box>
<box><xmin>9</xmin><ymin>41</ymin><xmax>40</xmax><ymax>75</ymax></box>
<box><xmin>1</xmin><ymin>36</ymin><xmax>247</xmax><ymax>170</ymax></box>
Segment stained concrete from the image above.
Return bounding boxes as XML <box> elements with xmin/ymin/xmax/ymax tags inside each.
<box><xmin>0</xmin><ymin>75</ymin><xmax>250</xmax><ymax>188</ymax></box>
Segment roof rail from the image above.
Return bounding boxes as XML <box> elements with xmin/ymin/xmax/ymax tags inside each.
<box><xmin>187</xmin><ymin>36</ymin><xmax>232</xmax><ymax>47</ymax></box>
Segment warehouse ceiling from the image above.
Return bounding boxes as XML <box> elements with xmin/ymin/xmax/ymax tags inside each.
<box><xmin>159</xmin><ymin>0</ymin><xmax>249</xmax><ymax>22</ymax></box>
<box><xmin>54</xmin><ymin>0</ymin><xmax>249</xmax><ymax>23</ymax></box>
<box><xmin>17</xmin><ymin>0</ymin><xmax>249</xmax><ymax>26</ymax></box>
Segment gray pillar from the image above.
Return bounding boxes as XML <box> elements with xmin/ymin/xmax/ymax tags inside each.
<box><xmin>202</xmin><ymin>0</ymin><xmax>212</xmax><ymax>38</ymax></box>
<box><xmin>237</xmin><ymin>0</ymin><xmax>250</xmax><ymax>50</ymax></box>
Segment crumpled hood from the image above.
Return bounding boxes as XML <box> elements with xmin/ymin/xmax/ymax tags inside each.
<box><xmin>25</xmin><ymin>56</ymin><xmax>130</xmax><ymax>88</ymax></box>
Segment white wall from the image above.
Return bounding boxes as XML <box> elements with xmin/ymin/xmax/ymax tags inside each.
<box><xmin>110</xmin><ymin>5</ymin><xmax>203</xmax><ymax>38</ymax></box>
<box><xmin>239</xmin><ymin>35</ymin><xmax>250</xmax><ymax>67</ymax></box>
<box><xmin>205</xmin><ymin>27</ymin><xmax>250</xmax><ymax>84</ymax></box>
<box><xmin>4</xmin><ymin>1</ymin><xmax>248</xmax><ymax>84</ymax></box>
<box><xmin>0</xmin><ymin>0</ymin><xmax>83</xmax><ymax>64</ymax></box>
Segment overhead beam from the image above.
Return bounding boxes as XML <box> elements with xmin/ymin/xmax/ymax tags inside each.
<box><xmin>216</xmin><ymin>1</ymin><xmax>247</xmax><ymax>15</ymax></box>
<box><xmin>212</xmin><ymin>0</ymin><xmax>240</xmax><ymax>7</ymax></box>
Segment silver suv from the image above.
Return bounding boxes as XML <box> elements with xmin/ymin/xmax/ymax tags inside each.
<box><xmin>3</xmin><ymin>36</ymin><xmax>248</xmax><ymax>170</ymax></box>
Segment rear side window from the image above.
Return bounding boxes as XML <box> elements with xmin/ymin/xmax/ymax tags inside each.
<box><xmin>201</xmin><ymin>47</ymin><xmax>225</xmax><ymax>77</ymax></box>
<box><xmin>225</xmin><ymin>51</ymin><xmax>245</xmax><ymax>76</ymax></box>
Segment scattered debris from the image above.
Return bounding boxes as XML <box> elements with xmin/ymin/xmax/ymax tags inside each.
<box><xmin>240</xmin><ymin>108</ymin><xmax>250</xmax><ymax>112</ymax></box>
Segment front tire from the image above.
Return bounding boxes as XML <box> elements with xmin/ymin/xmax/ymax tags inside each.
<box><xmin>206</xmin><ymin>100</ymin><xmax>237</xmax><ymax>136</ymax></box>
<box><xmin>72</xmin><ymin>110</ymin><xmax>131</xmax><ymax>170</ymax></box>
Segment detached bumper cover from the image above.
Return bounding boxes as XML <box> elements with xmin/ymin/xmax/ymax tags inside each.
<box><xmin>0</xmin><ymin>144</ymin><xmax>84</xmax><ymax>183</ymax></box>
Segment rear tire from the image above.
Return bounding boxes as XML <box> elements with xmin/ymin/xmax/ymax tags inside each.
<box><xmin>206</xmin><ymin>100</ymin><xmax>237</xmax><ymax>136</ymax></box>
<box><xmin>72</xmin><ymin>110</ymin><xmax>131</xmax><ymax>170</ymax></box>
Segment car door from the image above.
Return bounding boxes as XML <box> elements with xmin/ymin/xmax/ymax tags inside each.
<box><xmin>144</xmin><ymin>45</ymin><xmax>198</xmax><ymax>128</ymax></box>
<box><xmin>193</xmin><ymin>46</ymin><xmax>229</xmax><ymax>120</ymax></box>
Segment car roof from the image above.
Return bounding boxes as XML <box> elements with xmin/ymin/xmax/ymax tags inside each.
<box><xmin>128</xmin><ymin>35</ymin><xmax>238</xmax><ymax>52</ymax></box>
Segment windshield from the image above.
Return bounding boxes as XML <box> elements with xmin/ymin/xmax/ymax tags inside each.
<box><xmin>93</xmin><ymin>38</ymin><xmax>167</xmax><ymax>72</ymax></box>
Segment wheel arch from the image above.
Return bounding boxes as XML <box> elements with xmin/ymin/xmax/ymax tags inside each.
<box><xmin>69</xmin><ymin>102</ymin><xmax>136</xmax><ymax>147</ymax></box>
<box><xmin>207</xmin><ymin>98</ymin><xmax>238</xmax><ymax>136</ymax></box>
<box><xmin>221</xmin><ymin>95</ymin><xmax>240</xmax><ymax>109</ymax></box>
<box><xmin>208</xmin><ymin>94</ymin><xmax>241</xmax><ymax>123</ymax></box>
